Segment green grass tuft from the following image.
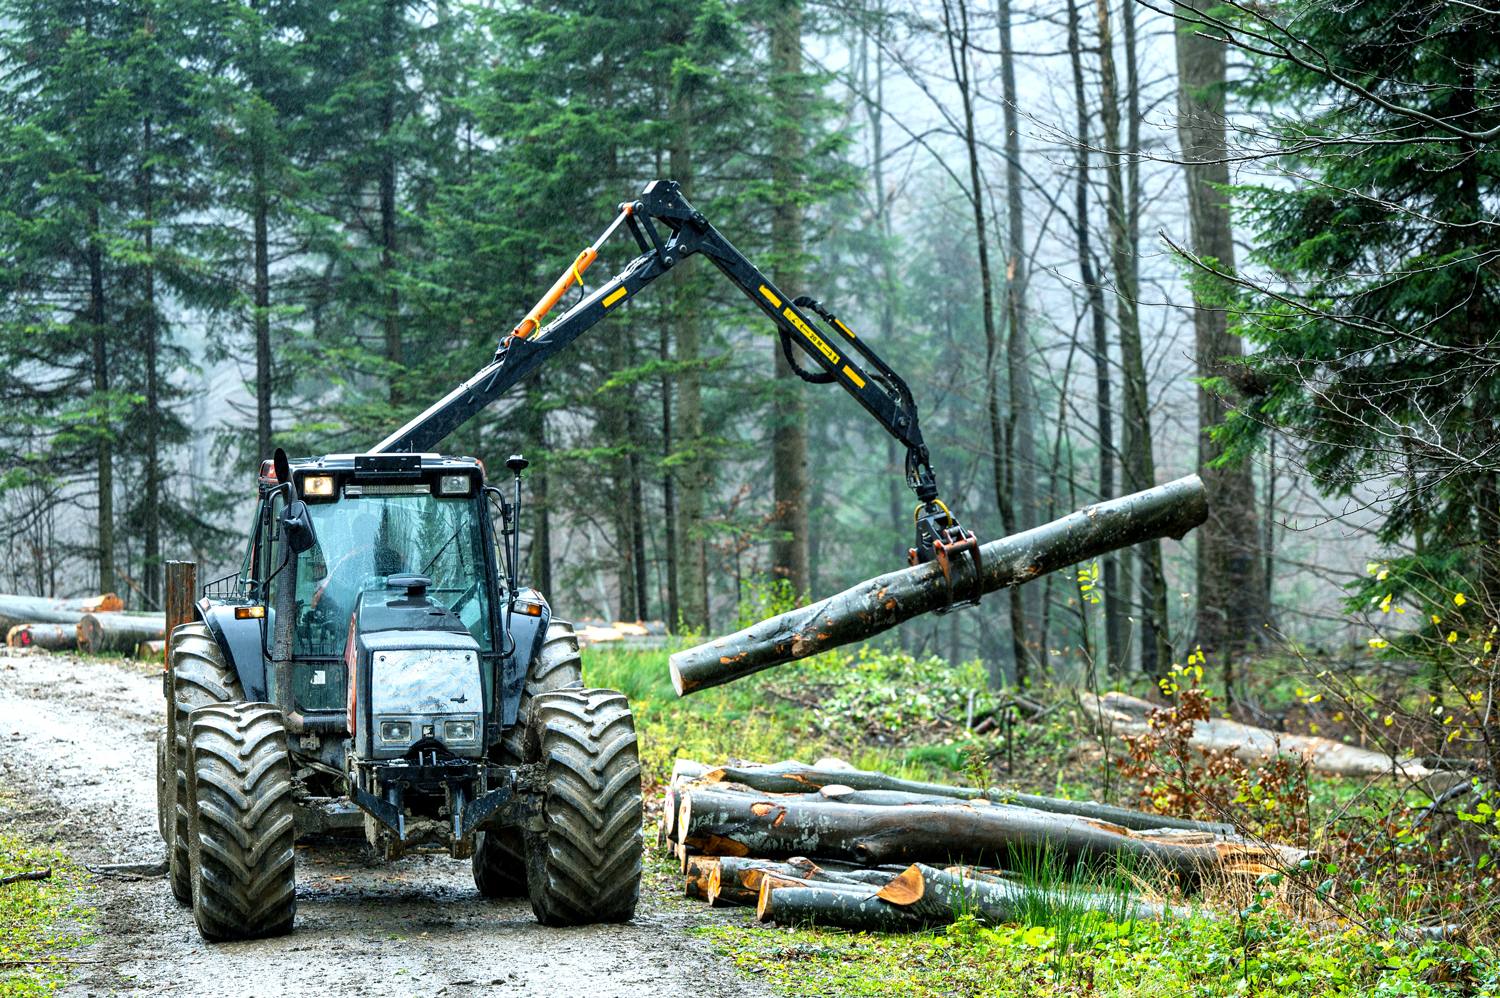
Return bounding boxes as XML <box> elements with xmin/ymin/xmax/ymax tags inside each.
<box><xmin>0</xmin><ymin>826</ymin><xmax>93</xmax><ymax>997</ymax></box>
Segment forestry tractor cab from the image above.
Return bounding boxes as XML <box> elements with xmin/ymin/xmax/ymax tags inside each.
<box><xmin>155</xmin><ymin>180</ymin><xmax>978</xmax><ymax>942</ymax></box>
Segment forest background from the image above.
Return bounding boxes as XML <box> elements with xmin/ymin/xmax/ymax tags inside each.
<box><xmin>2</xmin><ymin>0</ymin><xmax>1494</xmax><ymax>698</ymax></box>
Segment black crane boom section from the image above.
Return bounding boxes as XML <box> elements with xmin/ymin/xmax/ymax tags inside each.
<box><xmin>370</xmin><ymin>180</ymin><xmax>977</xmax><ymax>580</ymax></box>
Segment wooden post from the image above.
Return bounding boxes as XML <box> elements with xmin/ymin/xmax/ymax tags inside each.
<box><xmin>164</xmin><ymin>561</ymin><xmax>197</xmax><ymax>671</ymax></box>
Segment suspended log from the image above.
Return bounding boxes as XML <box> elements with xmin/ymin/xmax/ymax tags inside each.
<box><xmin>5</xmin><ymin>623</ymin><xmax>75</xmax><ymax>651</ymax></box>
<box><xmin>0</xmin><ymin>593</ymin><xmax>124</xmax><ymax>630</ymax></box>
<box><xmin>677</xmin><ymin>787</ymin><xmax>1299</xmax><ymax>880</ymax></box>
<box><xmin>76</xmin><ymin>613</ymin><xmax>166</xmax><ymax>655</ymax></box>
<box><xmin>671</xmin><ymin>475</ymin><xmax>1207</xmax><ymax>695</ymax></box>
<box><xmin>698</xmin><ymin>763</ymin><xmax>1234</xmax><ymax>834</ymax></box>
<box><xmin>1085</xmin><ymin>691</ymin><xmax>1450</xmax><ymax>785</ymax></box>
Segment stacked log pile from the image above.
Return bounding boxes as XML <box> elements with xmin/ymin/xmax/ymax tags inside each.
<box><xmin>663</xmin><ymin>759</ymin><xmax>1296</xmax><ymax>932</ymax></box>
<box><xmin>0</xmin><ymin>593</ymin><xmax>164</xmax><ymax>658</ymax></box>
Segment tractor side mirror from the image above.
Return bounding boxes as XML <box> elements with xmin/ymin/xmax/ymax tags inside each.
<box><xmin>282</xmin><ymin>499</ymin><xmax>318</xmax><ymax>555</ymax></box>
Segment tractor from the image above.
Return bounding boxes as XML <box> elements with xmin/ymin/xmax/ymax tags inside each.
<box><xmin>155</xmin><ymin>180</ymin><xmax>974</xmax><ymax>941</ymax></box>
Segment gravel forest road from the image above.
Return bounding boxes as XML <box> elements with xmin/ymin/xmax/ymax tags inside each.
<box><xmin>0</xmin><ymin>652</ymin><xmax>769</xmax><ymax>998</ymax></box>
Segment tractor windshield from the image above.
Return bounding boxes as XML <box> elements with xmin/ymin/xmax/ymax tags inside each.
<box><xmin>291</xmin><ymin>492</ymin><xmax>493</xmax><ymax>656</ymax></box>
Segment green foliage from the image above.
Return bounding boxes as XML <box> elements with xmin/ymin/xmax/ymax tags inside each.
<box><xmin>1221</xmin><ymin>0</ymin><xmax>1500</xmax><ymax>599</ymax></box>
<box><xmin>0</xmin><ymin>826</ymin><xmax>92</xmax><ymax>996</ymax></box>
<box><xmin>702</xmin><ymin>911</ymin><xmax>1498</xmax><ymax>998</ymax></box>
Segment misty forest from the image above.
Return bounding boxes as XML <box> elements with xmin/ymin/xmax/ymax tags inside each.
<box><xmin>2</xmin><ymin>0</ymin><xmax>1499</xmax><ymax>995</ymax></box>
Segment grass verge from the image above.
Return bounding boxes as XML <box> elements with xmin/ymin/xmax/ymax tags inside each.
<box><xmin>0</xmin><ymin>820</ymin><xmax>92</xmax><ymax>997</ymax></box>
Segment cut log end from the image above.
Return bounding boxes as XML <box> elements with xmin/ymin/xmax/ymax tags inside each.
<box><xmin>874</xmin><ymin>865</ymin><xmax>925</xmax><ymax>906</ymax></box>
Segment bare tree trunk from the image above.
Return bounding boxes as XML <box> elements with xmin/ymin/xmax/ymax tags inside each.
<box><xmin>380</xmin><ymin>0</ymin><xmax>401</xmax><ymax>404</ymax></box>
<box><xmin>250</xmin><ymin>7</ymin><xmax>273</xmax><ymax>463</ymax></box>
<box><xmin>88</xmin><ymin>174</ymin><xmax>114</xmax><ymax>596</ymax></box>
<box><xmin>940</xmin><ymin>0</ymin><xmax>1022</xmax><ymax>686</ymax></box>
<box><xmin>999</xmin><ymin>0</ymin><xmax>1039</xmax><ymax>679</ymax></box>
<box><xmin>1065</xmin><ymin>0</ymin><xmax>1122</xmax><ymax>674</ymax></box>
<box><xmin>141</xmin><ymin>110</ymin><xmax>161</xmax><ymax>608</ymax></box>
<box><xmin>1173</xmin><ymin>0</ymin><xmax>1267</xmax><ymax>673</ymax></box>
<box><xmin>769</xmin><ymin>0</ymin><xmax>810</xmax><ymax>596</ymax></box>
<box><xmin>1099</xmin><ymin>0</ymin><xmax>1170</xmax><ymax>676</ymax></box>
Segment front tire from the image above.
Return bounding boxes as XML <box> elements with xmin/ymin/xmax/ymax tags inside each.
<box><xmin>523</xmin><ymin>687</ymin><xmax>642</xmax><ymax>926</ymax></box>
<box><xmin>473</xmin><ymin>619</ymin><xmax>582</xmax><ymax>898</ymax></box>
<box><xmin>186</xmin><ymin>702</ymin><xmax>296</xmax><ymax>942</ymax></box>
<box><xmin>167</xmin><ymin>622</ymin><xmax>244</xmax><ymax>903</ymax></box>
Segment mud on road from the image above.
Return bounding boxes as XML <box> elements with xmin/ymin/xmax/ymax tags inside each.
<box><xmin>0</xmin><ymin>653</ymin><xmax>770</xmax><ymax>998</ymax></box>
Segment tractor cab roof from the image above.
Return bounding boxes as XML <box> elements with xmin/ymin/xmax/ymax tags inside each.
<box><xmin>258</xmin><ymin>453</ymin><xmax>485</xmax><ymax>491</ymax></box>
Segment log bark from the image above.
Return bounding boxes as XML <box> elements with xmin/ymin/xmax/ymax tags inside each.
<box><xmin>698</xmin><ymin>763</ymin><xmax>1234</xmax><ymax>834</ymax></box>
<box><xmin>5</xmin><ymin>623</ymin><xmax>76</xmax><ymax>651</ymax></box>
<box><xmin>756</xmin><ymin>882</ymin><xmax>935</xmax><ymax>930</ymax></box>
<box><xmin>706</xmin><ymin>856</ymin><xmax>902</xmax><ymax>907</ymax></box>
<box><xmin>1085</xmin><ymin>691</ymin><xmax>1450</xmax><ymax>784</ymax></box>
<box><xmin>0</xmin><ymin>593</ymin><xmax>124</xmax><ymax>630</ymax></box>
<box><xmin>677</xmin><ymin>787</ymin><xmax>1298</xmax><ymax>880</ymax></box>
<box><xmin>76</xmin><ymin>613</ymin><xmax>166</xmax><ymax>654</ymax></box>
<box><xmin>684</xmin><ymin>856</ymin><xmax>719</xmax><ymax>903</ymax></box>
<box><xmin>671</xmin><ymin>476</ymin><xmax>1208</xmax><ymax>694</ymax></box>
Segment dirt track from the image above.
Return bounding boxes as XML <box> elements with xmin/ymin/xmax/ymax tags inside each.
<box><xmin>0</xmin><ymin>652</ymin><xmax>768</xmax><ymax>998</ymax></box>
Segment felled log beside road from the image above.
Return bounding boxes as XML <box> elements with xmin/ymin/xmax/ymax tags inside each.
<box><xmin>700</xmin><ymin>762</ymin><xmax>1234</xmax><ymax>835</ymax></box>
<box><xmin>671</xmin><ymin>475</ymin><xmax>1208</xmax><ymax>695</ymax></box>
<box><xmin>0</xmin><ymin>593</ymin><xmax>124</xmax><ymax>630</ymax></box>
<box><xmin>76</xmin><ymin>613</ymin><xmax>166</xmax><ymax>654</ymax></box>
<box><xmin>1085</xmin><ymin>691</ymin><xmax>1450</xmax><ymax>786</ymax></box>
<box><xmin>5</xmin><ymin>623</ymin><xmax>75</xmax><ymax>650</ymax></box>
<box><xmin>678</xmin><ymin>787</ymin><xmax>1299</xmax><ymax>879</ymax></box>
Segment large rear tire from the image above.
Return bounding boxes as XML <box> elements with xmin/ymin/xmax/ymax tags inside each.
<box><xmin>166</xmin><ymin>622</ymin><xmax>244</xmax><ymax>903</ymax></box>
<box><xmin>155</xmin><ymin>730</ymin><xmax>169</xmax><ymax>841</ymax></box>
<box><xmin>522</xmin><ymin>687</ymin><xmax>642</xmax><ymax>926</ymax></box>
<box><xmin>473</xmin><ymin>619</ymin><xmax>582</xmax><ymax>898</ymax></box>
<box><xmin>186</xmin><ymin>702</ymin><xmax>296</xmax><ymax>942</ymax></box>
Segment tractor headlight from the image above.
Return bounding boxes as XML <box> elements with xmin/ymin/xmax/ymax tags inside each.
<box><xmin>442</xmin><ymin>719</ymin><xmax>477</xmax><ymax>745</ymax></box>
<box><xmin>378</xmin><ymin>720</ymin><xmax>412</xmax><ymax>745</ymax></box>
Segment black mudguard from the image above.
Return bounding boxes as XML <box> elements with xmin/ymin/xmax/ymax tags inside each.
<box><xmin>196</xmin><ymin>600</ymin><xmax>271</xmax><ymax>702</ymax></box>
<box><xmin>498</xmin><ymin>589</ymin><xmax>552</xmax><ymax>730</ymax></box>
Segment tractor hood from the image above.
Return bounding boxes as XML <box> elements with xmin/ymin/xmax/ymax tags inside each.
<box><xmin>348</xmin><ymin>576</ymin><xmax>486</xmax><ymax>761</ymax></box>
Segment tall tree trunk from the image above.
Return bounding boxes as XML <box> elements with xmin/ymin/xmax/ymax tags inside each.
<box><xmin>670</xmin><ymin>124</ymin><xmax>707</xmax><ymax>632</ymax></box>
<box><xmin>1099</xmin><ymin>0</ymin><xmax>1170</xmax><ymax>676</ymax></box>
<box><xmin>88</xmin><ymin>180</ymin><xmax>113</xmax><ymax>595</ymax></box>
<box><xmin>941</xmin><ymin>0</ymin><xmax>1019</xmax><ymax>686</ymax></box>
<box><xmin>999</xmin><ymin>0</ymin><xmax>1039</xmax><ymax>678</ymax></box>
<box><xmin>769</xmin><ymin>0</ymin><xmax>810</xmax><ymax>596</ymax></box>
<box><xmin>530</xmin><ymin>375</ymin><xmax>553</xmax><ymax>597</ymax></box>
<box><xmin>251</xmin><ymin>8</ymin><xmax>273</xmax><ymax>462</ymax></box>
<box><xmin>380</xmin><ymin>0</ymin><xmax>401</xmax><ymax>404</ymax></box>
<box><xmin>660</xmin><ymin>313</ymin><xmax>680</xmax><ymax>629</ymax></box>
<box><xmin>141</xmin><ymin>111</ymin><xmax>161</xmax><ymax>607</ymax></box>
<box><xmin>1066</xmin><ymin>0</ymin><xmax>1122</xmax><ymax>674</ymax></box>
<box><xmin>1173</xmin><ymin>0</ymin><xmax>1266</xmax><ymax>673</ymax></box>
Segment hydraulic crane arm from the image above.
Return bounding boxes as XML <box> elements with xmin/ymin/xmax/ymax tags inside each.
<box><xmin>371</xmin><ymin>180</ymin><xmax>979</xmax><ymax>591</ymax></box>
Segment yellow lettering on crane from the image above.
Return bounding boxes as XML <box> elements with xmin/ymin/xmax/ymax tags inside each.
<box><xmin>842</xmin><ymin>365</ymin><xmax>866</xmax><ymax>388</ymax></box>
<box><xmin>782</xmin><ymin>307</ymin><xmax>840</xmax><ymax>366</ymax></box>
<box><xmin>758</xmin><ymin>285</ymin><xmax>782</xmax><ymax>309</ymax></box>
<box><xmin>603</xmin><ymin>286</ymin><xmax>628</xmax><ymax>307</ymax></box>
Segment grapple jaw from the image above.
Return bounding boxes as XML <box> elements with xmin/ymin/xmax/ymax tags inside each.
<box><xmin>909</xmin><ymin>500</ymin><xmax>983</xmax><ymax>614</ymax></box>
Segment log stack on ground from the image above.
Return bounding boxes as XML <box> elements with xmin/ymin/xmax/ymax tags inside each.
<box><xmin>5</xmin><ymin>623</ymin><xmax>76</xmax><ymax>651</ymax></box>
<box><xmin>662</xmin><ymin>758</ymin><xmax>1287</xmax><ymax>933</ymax></box>
<box><xmin>0</xmin><ymin>593</ymin><xmax>125</xmax><ymax>636</ymax></box>
<box><xmin>670</xmin><ymin>476</ymin><xmax>1208</xmax><ymax>696</ymax></box>
<box><xmin>76</xmin><ymin>612</ymin><xmax>166</xmax><ymax>654</ymax></box>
